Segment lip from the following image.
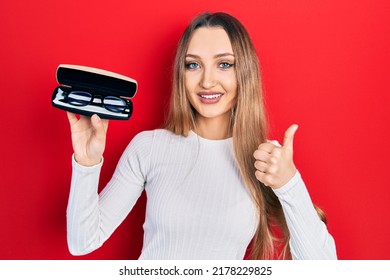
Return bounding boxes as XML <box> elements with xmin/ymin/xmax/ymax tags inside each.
<box><xmin>197</xmin><ymin>92</ymin><xmax>224</xmax><ymax>104</ymax></box>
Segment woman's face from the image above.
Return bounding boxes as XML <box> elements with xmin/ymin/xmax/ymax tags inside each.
<box><xmin>184</xmin><ymin>27</ymin><xmax>237</xmax><ymax>124</ymax></box>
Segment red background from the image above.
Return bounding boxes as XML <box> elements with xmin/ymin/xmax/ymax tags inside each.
<box><xmin>1</xmin><ymin>0</ymin><xmax>389</xmax><ymax>260</ymax></box>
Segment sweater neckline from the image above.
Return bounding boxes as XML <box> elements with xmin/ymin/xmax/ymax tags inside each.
<box><xmin>189</xmin><ymin>130</ymin><xmax>232</xmax><ymax>145</ymax></box>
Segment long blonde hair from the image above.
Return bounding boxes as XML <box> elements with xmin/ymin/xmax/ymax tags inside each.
<box><xmin>164</xmin><ymin>12</ymin><xmax>324</xmax><ymax>259</ymax></box>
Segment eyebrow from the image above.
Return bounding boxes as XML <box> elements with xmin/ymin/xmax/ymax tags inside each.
<box><xmin>185</xmin><ymin>53</ymin><xmax>235</xmax><ymax>59</ymax></box>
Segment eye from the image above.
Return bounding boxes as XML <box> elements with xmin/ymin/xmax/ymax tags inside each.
<box><xmin>219</xmin><ymin>62</ymin><xmax>234</xmax><ymax>69</ymax></box>
<box><xmin>185</xmin><ymin>62</ymin><xmax>200</xmax><ymax>69</ymax></box>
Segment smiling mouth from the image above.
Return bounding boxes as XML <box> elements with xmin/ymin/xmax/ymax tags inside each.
<box><xmin>199</xmin><ymin>93</ymin><xmax>222</xmax><ymax>99</ymax></box>
<box><xmin>197</xmin><ymin>92</ymin><xmax>224</xmax><ymax>103</ymax></box>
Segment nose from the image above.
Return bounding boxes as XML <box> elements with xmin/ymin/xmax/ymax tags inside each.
<box><xmin>200</xmin><ymin>67</ymin><xmax>217</xmax><ymax>89</ymax></box>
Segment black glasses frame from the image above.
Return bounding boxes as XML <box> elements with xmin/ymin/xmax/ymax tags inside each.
<box><xmin>58</xmin><ymin>86</ymin><xmax>131</xmax><ymax>114</ymax></box>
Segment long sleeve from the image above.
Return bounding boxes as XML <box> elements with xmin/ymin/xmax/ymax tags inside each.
<box><xmin>273</xmin><ymin>171</ymin><xmax>337</xmax><ymax>260</ymax></box>
<box><xmin>66</xmin><ymin>131</ymin><xmax>152</xmax><ymax>256</ymax></box>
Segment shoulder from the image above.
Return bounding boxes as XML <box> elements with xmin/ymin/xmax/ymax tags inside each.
<box><xmin>129</xmin><ymin>129</ymin><xmax>185</xmax><ymax>150</ymax></box>
<box><xmin>121</xmin><ymin>130</ymin><xmax>154</xmax><ymax>157</ymax></box>
<box><xmin>122</xmin><ymin>129</ymin><xmax>189</xmax><ymax>166</ymax></box>
<box><xmin>135</xmin><ymin>129</ymin><xmax>189</xmax><ymax>144</ymax></box>
<box><xmin>132</xmin><ymin>129</ymin><xmax>180</xmax><ymax>142</ymax></box>
<box><xmin>131</xmin><ymin>130</ymin><xmax>154</xmax><ymax>143</ymax></box>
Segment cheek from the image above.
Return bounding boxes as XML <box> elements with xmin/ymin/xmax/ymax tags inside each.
<box><xmin>184</xmin><ymin>72</ymin><xmax>198</xmax><ymax>92</ymax></box>
<box><xmin>222</xmin><ymin>72</ymin><xmax>238</xmax><ymax>94</ymax></box>
<box><xmin>184</xmin><ymin>74</ymin><xmax>197</xmax><ymax>105</ymax></box>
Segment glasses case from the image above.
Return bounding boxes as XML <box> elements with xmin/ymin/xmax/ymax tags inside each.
<box><xmin>52</xmin><ymin>64</ymin><xmax>138</xmax><ymax>120</ymax></box>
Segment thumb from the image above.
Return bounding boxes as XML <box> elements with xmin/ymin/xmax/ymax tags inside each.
<box><xmin>283</xmin><ymin>124</ymin><xmax>299</xmax><ymax>150</ymax></box>
<box><xmin>91</xmin><ymin>114</ymin><xmax>108</xmax><ymax>140</ymax></box>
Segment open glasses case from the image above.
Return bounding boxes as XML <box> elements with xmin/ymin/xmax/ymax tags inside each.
<box><xmin>52</xmin><ymin>64</ymin><xmax>137</xmax><ymax>120</ymax></box>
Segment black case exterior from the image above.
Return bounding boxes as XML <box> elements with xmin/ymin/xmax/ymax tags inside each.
<box><xmin>52</xmin><ymin>64</ymin><xmax>137</xmax><ymax>120</ymax></box>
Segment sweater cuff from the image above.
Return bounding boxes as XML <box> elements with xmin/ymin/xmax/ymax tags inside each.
<box><xmin>71</xmin><ymin>154</ymin><xmax>104</xmax><ymax>173</ymax></box>
<box><xmin>272</xmin><ymin>170</ymin><xmax>302</xmax><ymax>197</ymax></box>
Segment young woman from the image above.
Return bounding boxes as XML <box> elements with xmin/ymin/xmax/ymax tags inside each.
<box><xmin>66</xmin><ymin>12</ymin><xmax>337</xmax><ymax>260</ymax></box>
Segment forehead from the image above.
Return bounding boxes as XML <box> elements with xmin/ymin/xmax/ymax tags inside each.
<box><xmin>186</xmin><ymin>27</ymin><xmax>233</xmax><ymax>55</ymax></box>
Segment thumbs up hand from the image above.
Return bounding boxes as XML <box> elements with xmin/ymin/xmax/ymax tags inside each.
<box><xmin>253</xmin><ymin>124</ymin><xmax>299</xmax><ymax>189</ymax></box>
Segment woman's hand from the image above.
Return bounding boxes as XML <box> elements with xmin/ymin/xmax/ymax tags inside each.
<box><xmin>67</xmin><ymin>112</ymin><xmax>109</xmax><ymax>166</ymax></box>
<box><xmin>253</xmin><ymin>124</ymin><xmax>298</xmax><ymax>189</ymax></box>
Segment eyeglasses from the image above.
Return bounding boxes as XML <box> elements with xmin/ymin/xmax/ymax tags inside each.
<box><xmin>62</xmin><ymin>90</ymin><xmax>130</xmax><ymax>113</ymax></box>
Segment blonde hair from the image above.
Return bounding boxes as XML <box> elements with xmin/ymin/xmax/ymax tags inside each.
<box><xmin>164</xmin><ymin>12</ymin><xmax>324</xmax><ymax>259</ymax></box>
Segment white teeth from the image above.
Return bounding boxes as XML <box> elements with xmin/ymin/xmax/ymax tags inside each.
<box><xmin>200</xmin><ymin>94</ymin><xmax>222</xmax><ymax>99</ymax></box>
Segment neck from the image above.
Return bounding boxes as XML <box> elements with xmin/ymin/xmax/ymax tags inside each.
<box><xmin>194</xmin><ymin>114</ymin><xmax>231</xmax><ymax>140</ymax></box>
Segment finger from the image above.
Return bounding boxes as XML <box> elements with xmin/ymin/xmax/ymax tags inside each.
<box><xmin>257</xmin><ymin>142</ymin><xmax>276</xmax><ymax>153</ymax></box>
<box><xmin>254</xmin><ymin>160</ymin><xmax>268</xmax><ymax>173</ymax></box>
<box><xmin>66</xmin><ymin>111</ymin><xmax>78</xmax><ymax>126</ymax></box>
<box><xmin>255</xmin><ymin>171</ymin><xmax>274</xmax><ymax>187</ymax></box>
<box><xmin>255</xmin><ymin>170</ymin><xmax>266</xmax><ymax>183</ymax></box>
<box><xmin>253</xmin><ymin>149</ymin><xmax>271</xmax><ymax>162</ymax></box>
<box><xmin>283</xmin><ymin>124</ymin><xmax>299</xmax><ymax>150</ymax></box>
<box><xmin>91</xmin><ymin>114</ymin><xmax>108</xmax><ymax>141</ymax></box>
<box><xmin>91</xmin><ymin>114</ymin><xmax>103</xmax><ymax>127</ymax></box>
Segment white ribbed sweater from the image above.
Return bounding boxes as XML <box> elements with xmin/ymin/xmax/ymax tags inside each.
<box><xmin>66</xmin><ymin>129</ymin><xmax>337</xmax><ymax>259</ymax></box>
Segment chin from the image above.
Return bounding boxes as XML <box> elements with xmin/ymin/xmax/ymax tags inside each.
<box><xmin>196</xmin><ymin>109</ymin><xmax>231</xmax><ymax>120</ymax></box>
